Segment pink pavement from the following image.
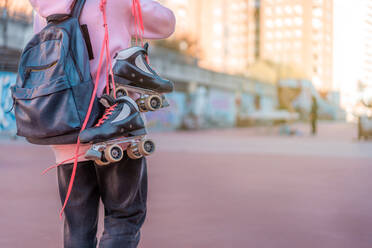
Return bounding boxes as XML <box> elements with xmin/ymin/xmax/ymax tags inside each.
<box><xmin>1</xmin><ymin>125</ymin><xmax>372</xmax><ymax>248</ymax></box>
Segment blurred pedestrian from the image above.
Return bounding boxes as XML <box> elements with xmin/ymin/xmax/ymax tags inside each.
<box><xmin>310</xmin><ymin>96</ymin><xmax>318</xmax><ymax>135</ymax></box>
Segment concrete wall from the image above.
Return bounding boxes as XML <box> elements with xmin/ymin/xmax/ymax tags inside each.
<box><xmin>0</xmin><ymin>12</ymin><xmax>33</xmax><ymax>72</ymax></box>
<box><xmin>143</xmin><ymin>48</ymin><xmax>279</xmax><ymax>130</ymax></box>
<box><xmin>0</xmin><ymin>9</ymin><xmax>33</xmax><ymax>50</ymax></box>
<box><xmin>145</xmin><ymin>92</ymin><xmax>187</xmax><ymax>131</ymax></box>
<box><xmin>0</xmin><ymin>18</ymin><xmax>33</xmax><ymax>50</ymax></box>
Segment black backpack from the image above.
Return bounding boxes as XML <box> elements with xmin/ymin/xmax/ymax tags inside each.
<box><xmin>11</xmin><ymin>0</ymin><xmax>102</xmax><ymax>145</ymax></box>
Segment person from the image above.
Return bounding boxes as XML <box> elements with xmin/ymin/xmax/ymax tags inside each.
<box><xmin>28</xmin><ymin>0</ymin><xmax>175</xmax><ymax>247</ymax></box>
<box><xmin>310</xmin><ymin>96</ymin><xmax>318</xmax><ymax>136</ymax></box>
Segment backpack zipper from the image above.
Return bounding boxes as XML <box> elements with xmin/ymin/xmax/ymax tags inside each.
<box><xmin>25</xmin><ymin>60</ymin><xmax>58</xmax><ymax>80</ymax></box>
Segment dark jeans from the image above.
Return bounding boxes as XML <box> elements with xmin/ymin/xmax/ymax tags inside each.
<box><xmin>57</xmin><ymin>155</ymin><xmax>147</xmax><ymax>248</ymax></box>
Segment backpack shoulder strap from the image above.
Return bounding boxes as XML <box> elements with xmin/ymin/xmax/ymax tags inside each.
<box><xmin>71</xmin><ymin>0</ymin><xmax>86</xmax><ymax>19</ymax></box>
<box><xmin>70</xmin><ymin>0</ymin><xmax>94</xmax><ymax>60</ymax></box>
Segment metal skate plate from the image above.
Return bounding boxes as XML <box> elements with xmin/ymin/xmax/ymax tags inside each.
<box><xmin>85</xmin><ymin>135</ymin><xmax>146</xmax><ymax>160</ymax></box>
<box><xmin>120</xmin><ymin>85</ymin><xmax>160</xmax><ymax>96</ymax></box>
<box><xmin>117</xmin><ymin>85</ymin><xmax>170</xmax><ymax>108</ymax></box>
<box><xmin>85</xmin><ymin>149</ymin><xmax>102</xmax><ymax>161</ymax></box>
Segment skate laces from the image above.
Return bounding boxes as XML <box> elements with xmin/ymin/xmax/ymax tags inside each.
<box><xmin>132</xmin><ymin>0</ymin><xmax>150</xmax><ymax>63</ymax></box>
<box><xmin>96</xmin><ymin>103</ymin><xmax>118</xmax><ymax>127</ymax></box>
<box><xmin>132</xmin><ymin>0</ymin><xmax>144</xmax><ymax>46</ymax></box>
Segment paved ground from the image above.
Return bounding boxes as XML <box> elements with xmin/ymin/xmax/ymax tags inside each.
<box><xmin>0</xmin><ymin>122</ymin><xmax>372</xmax><ymax>248</ymax></box>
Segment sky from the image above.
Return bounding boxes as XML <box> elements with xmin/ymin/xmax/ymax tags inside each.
<box><xmin>333</xmin><ymin>0</ymin><xmax>366</xmax><ymax>109</ymax></box>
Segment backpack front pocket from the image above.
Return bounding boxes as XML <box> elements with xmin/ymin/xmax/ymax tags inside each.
<box><xmin>12</xmin><ymin>78</ymin><xmax>82</xmax><ymax>139</ymax></box>
<box><xmin>24</xmin><ymin>60</ymin><xmax>58</xmax><ymax>83</ymax></box>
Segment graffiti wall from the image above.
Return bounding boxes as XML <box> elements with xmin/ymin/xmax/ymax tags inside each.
<box><xmin>145</xmin><ymin>92</ymin><xmax>187</xmax><ymax>131</ymax></box>
<box><xmin>0</xmin><ymin>72</ymin><xmax>16</xmax><ymax>134</ymax></box>
<box><xmin>0</xmin><ymin>72</ymin><xmax>279</xmax><ymax>134</ymax></box>
<box><xmin>204</xmin><ymin>88</ymin><xmax>237</xmax><ymax>127</ymax></box>
<box><xmin>146</xmin><ymin>87</ymin><xmax>239</xmax><ymax>131</ymax></box>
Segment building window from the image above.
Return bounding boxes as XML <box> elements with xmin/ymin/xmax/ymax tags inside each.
<box><xmin>275</xmin><ymin>6</ymin><xmax>283</xmax><ymax>15</ymax></box>
<box><xmin>295</xmin><ymin>29</ymin><xmax>302</xmax><ymax>37</ymax></box>
<box><xmin>312</xmin><ymin>18</ymin><xmax>322</xmax><ymax>29</ymax></box>
<box><xmin>275</xmin><ymin>31</ymin><xmax>283</xmax><ymax>39</ymax></box>
<box><xmin>265</xmin><ymin>43</ymin><xmax>273</xmax><ymax>51</ymax></box>
<box><xmin>276</xmin><ymin>19</ymin><xmax>283</xmax><ymax>27</ymax></box>
<box><xmin>213</xmin><ymin>23</ymin><xmax>223</xmax><ymax>35</ymax></box>
<box><xmin>294</xmin><ymin>17</ymin><xmax>303</xmax><ymax>26</ymax></box>
<box><xmin>213</xmin><ymin>41</ymin><xmax>222</xmax><ymax>49</ymax></box>
<box><xmin>312</xmin><ymin>8</ymin><xmax>323</xmax><ymax>17</ymax></box>
<box><xmin>284</xmin><ymin>18</ymin><xmax>293</xmax><ymax>27</ymax></box>
<box><xmin>294</xmin><ymin>5</ymin><xmax>303</xmax><ymax>15</ymax></box>
<box><xmin>266</xmin><ymin>19</ymin><xmax>274</xmax><ymax>28</ymax></box>
<box><xmin>284</xmin><ymin>6</ymin><xmax>293</xmax><ymax>14</ymax></box>
<box><xmin>213</xmin><ymin>8</ymin><xmax>222</xmax><ymax>17</ymax></box>
<box><xmin>313</xmin><ymin>0</ymin><xmax>323</xmax><ymax>5</ymax></box>
<box><xmin>266</xmin><ymin>32</ymin><xmax>273</xmax><ymax>39</ymax></box>
<box><xmin>265</xmin><ymin>7</ymin><xmax>272</xmax><ymax>16</ymax></box>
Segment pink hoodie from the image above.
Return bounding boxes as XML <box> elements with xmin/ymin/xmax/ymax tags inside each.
<box><xmin>30</xmin><ymin>0</ymin><xmax>176</xmax><ymax>164</ymax></box>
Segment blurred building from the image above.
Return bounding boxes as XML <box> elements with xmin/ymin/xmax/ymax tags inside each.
<box><xmin>161</xmin><ymin>0</ymin><xmax>334</xmax><ymax>92</ymax></box>
<box><xmin>260</xmin><ymin>0</ymin><xmax>333</xmax><ymax>92</ymax></box>
<box><xmin>0</xmin><ymin>0</ymin><xmax>33</xmax><ymax>16</ymax></box>
<box><xmin>197</xmin><ymin>0</ymin><xmax>259</xmax><ymax>74</ymax></box>
<box><xmin>159</xmin><ymin>0</ymin><xmax>260</xmax><ymax>75</ymax></box>
<box><xmin>0</xmin><ymin>0</ymin><xmax>33</xmax><ymax>72</ymax></box>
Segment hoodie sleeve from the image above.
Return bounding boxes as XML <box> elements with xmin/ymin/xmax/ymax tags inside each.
<box><xmin>29</xmin><ymin>0</ymin><xmax>74</xmax><ymax>34</ymax></box>
<box><xmin>130</xmin><ymin>0</ymin><xmax>176</xmax><ymax>40</ymax></box>
<box><xmin>28</xmin><ymin>0</ymin><xmax>74</xmax><ymax>18</ymax></box>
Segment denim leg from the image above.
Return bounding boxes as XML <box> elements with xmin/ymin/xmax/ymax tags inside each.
<box><xmin>57</xmin><ymin>161</ymin><xmax>100</xmax><ymax>248</ymax></box>
<box><xmin>96</xmin><ymin>155</ymin><xmax>148</xmax><ymax>248</ymax></box>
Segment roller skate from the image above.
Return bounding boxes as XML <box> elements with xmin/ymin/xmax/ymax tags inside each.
<box><xmin>79</xmin><ymin>94</ymin><xmax>155</xmax><ymax>165</ymax></box>
<box><xmin>111</xmin><ymin>43</ymin><xmax>174</xmax><ymax>112</ymax></box>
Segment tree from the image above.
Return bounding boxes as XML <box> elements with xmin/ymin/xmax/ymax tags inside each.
<box><xmin>247</xmin><ymin>60</ymin><xmax>308</xmax><ymax>85</ymax></box>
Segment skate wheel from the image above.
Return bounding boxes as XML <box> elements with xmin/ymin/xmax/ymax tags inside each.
<box><xmin>95</xmin><ymin>158</ymin><xmax>110</xmax><ymax>166</ymax></box>
<box><xmin>136</xmin><ymin>99</ymin><xmax>148</xmax><ymax>112</ymax></box>
<box><xmin>92</xmin><ymin>150</ymin><xmax>110</xmax><ymax>166</ymax></box>
<box><xmin>114</xmin><ymin>86</ymin><xmax>128</xmax><ymax>98</ymax></box>
<box><xmin>104</xmin><ymin>144</ymin><xmax>124</xmax><ymax>163</ymax></box>
<box><xmin>127</xmin><ymin>144</ymin><xmax>143</xmax><ymax>160</ymax></box>
<box><xmin>145</xmin><ymin>95</ymin><xmax>162</xmax><ymax>111</ymax></box>
<box><xmin>138</xmin><ymin>139</ymin><xmax>156</xmax><ymax>156</ymax></box>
